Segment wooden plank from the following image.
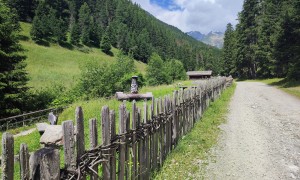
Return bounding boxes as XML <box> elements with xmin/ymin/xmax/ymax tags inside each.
<box><xmin>138</xmin><ymin>102</ymin><xmax>149</xmax><ymax>179</ymax></box>
<box><xmin>143</xmin><ymin>101</ymin><xmax>149</xmax><ymax>179</ymax></box>
<box><xmin>75</xmin><ymin>106</ymin><xmax>86</xmax><ymax>180</ymax></box>
<box><xmin>152</xmin><ymin>98</ymin><xmax>158</xmax><ymax>170</ymax></box>
<box><xmin>172</xmin><ymin>91</ymin><xmax>178</xmax><ymax>148</ymax></box>
<box><xmin>89</xmin><ymin>118</ymin><xmax>98</xmax><ymax>179</ymax></box>
<box><xmin>137</xmin><ymin>108</ymin><xmax>143</xmax><ymax>180</ymax></box>
<box><xmin>158</xmin><ymin>98</ymin><xmax>163</xmax><ymax>166</ymax></box>
<box><xmin>125</xmin><ymin>110</ymin><xmax>130</xmax><ymax>180</ymax></box>
<box><xmin>131</xmin><ymin>101</ymin><xmax>137</xmax><ymax>180</ymax></box>
<box><xmin>168</xmin><ymin>96</ymin><xmax>172</xmax><ymax>152</ymax></box>
<box><xmin>102</xmin><ymin>106</ymin><xmax>111</xmax><ymax>180</ymax></box>
<box><xmin>110</xmin><ymin>110</ymin><xmax>116</xmax><ymax>180</ymax></box>
<box><xmin>150</xmin><ymin>98</ymin><xmax>154</xmax><ymax>171</ymax></box>
<box><xmin>62</xmin><ymin>120</ymin><xmax>76</xmax><ymax>171</ymax></box>
<box><xmin>40</xmin><ymin>148</ymin><xmax>60</xmax><ymax>180</ymax></box>
<box><xmin>20</xmin><ymin>143</ymin><xmax>29</xmax><ymax>180</ymax></box>
<box><xmin>1</xmin><ymin>132</ymin><xmax>14</xmax><ymax>180</ymax></box>
<box><xmin>164</xmin><ymin>96</ymin><xmax>169</xmax><ymax>154</ymax></box>
<box><xmin>119</xmin><ymin>103</ymin><xmax>126</xmax><ymax>180</ymax></box>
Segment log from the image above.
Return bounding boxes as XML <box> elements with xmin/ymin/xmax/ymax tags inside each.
<box><xmin>116</xmin><ymin>92</ymin><xmax>153</xmax><ymax>101</ymax></box>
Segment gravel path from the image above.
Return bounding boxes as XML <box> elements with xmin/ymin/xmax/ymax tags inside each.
<box><xmin>206</xmin><ymin>82</ymin><xmax>300</xmax><ymax>180</ymax></box>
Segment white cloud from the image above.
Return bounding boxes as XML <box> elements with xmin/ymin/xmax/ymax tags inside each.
<box><xmin>131</xmin><ymin>0</ymin><xmax>243</xmax><ymax>33</ymax></box>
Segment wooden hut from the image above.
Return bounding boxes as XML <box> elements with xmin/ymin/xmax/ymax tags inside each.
<box><xmin>187</xmin><ymin>71</ymin><xmax>212</xmax><ymax>80</ymax></box>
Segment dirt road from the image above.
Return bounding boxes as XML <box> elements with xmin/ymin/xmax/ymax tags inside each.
<box><xmin>206</xmin><ymin>82</ymin><xmax>300</xmax><ymax>180</ymax></box>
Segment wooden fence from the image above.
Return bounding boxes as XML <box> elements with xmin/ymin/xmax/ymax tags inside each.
<box><xmin>0</xmin><ymin>107</ymin><xmax>65</xmax><ymax>131</ymax></box>
<box><xmin>1</xmin><ymin>77</ymin><xmax>228</xmax><ymax>180</ymax></box>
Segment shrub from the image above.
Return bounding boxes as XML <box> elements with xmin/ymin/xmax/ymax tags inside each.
<box><xmin>165</xmin><ymin>59</ymin><xmax>187</xmax><ymax>82</ymax></box>
<box><xmin>78</xmin><ymin>54</ymin><xmax>138</xmax><ymax>98</ymax></box>
<box><xmin>146</xmin><ymin>53</ymin><xmax>171</xmax><ymax>86</ymax></box>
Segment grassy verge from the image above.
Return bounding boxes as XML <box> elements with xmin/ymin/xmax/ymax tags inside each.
<box><xmin>154</xmin><ymin>83</ymin><xmax>236</xmax><ymax>179</ymax></box>
<box><xmin>244</xmin><ymin>78</ymin><xmax>300</xmax><ymax>99</ymax></box>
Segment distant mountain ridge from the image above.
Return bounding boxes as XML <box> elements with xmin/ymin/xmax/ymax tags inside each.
<box><xmin>187</xmin><ymin>31</ymin><xmax>224</xmax><ymax>49</ymax></box>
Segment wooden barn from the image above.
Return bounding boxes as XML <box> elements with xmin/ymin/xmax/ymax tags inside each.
<box><xmin>187</xmin><ymin>71</ymin><xmax>212</xmax><ymax>80</ymax></box>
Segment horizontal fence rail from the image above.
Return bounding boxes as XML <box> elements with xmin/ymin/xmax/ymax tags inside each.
<box><xmin>1</xmin><ymin>77</ymin><xmax>230</xmax><ymax>180</ymax></box>
<box><xmin>0</xmin><ymin>107</ymin><xmax>65</xmax><ymax>131</ymax></box>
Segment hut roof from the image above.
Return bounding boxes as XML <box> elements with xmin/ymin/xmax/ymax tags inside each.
<box><xmin>186</xmin><ymin>71</ymin><xmax>212</xmax><ymax>76</ymax></box>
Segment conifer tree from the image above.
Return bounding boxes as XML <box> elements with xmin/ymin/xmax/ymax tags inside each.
<box><xmin>70</xmin><ymin>22</ymin><xmax>81</xmax><ymax>45</ymax></box>
<box><xmin>78</xmin><ymin>2</ymin><xmax>92</xmax><ymax>45</ymax></box>
<box><xmin>0</xmin><ymin>1</ymin><xmax>28</xmax><ymax>118</ymax></box>
<box><xmin>235</xmin><ymin>0</ymin><xmax>260</xmax><ymax>78</ymax></box>
<box><xmin>275</xmin><ymin>1</ymin><xmax>300</xmax><ymax>80</ymax></box>
<box><xmin>100</xmin><ymin>27</ymin><xmax>112</xmax><ymax>54</ymax></box>
<box><xmin>222</xmin><ymin>23</ymin><xmax>236</xmax><ymax>76</ymax></box>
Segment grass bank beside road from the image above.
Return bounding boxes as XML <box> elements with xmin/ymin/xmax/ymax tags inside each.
<box><xmin>154</xmin><ymin>83</ymin><xmax>236</xmax><ymax>179</ymax></box>
<box><xmin>244</xmin><ymin>78</ymin><xmax>300</xmax><ymax>99</ymax></box>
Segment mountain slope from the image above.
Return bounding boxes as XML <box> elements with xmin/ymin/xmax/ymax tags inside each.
<box><xmin>187</xmin><ymin>31</ymin><xmax>224</xmax><ymax>48</ymax></box>
<box><xmin>20</xmin><ymin>23</ymin><xmax>147</xmax><ymax>90</ymax></box>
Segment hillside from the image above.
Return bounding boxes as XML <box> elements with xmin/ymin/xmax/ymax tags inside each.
<box><xmin>19</xmin><ymin>22</ymin><xmax>147</xmax><ymax>90</ymax></box>
<box><xmin>8</xmin><ymin>0</ymin><xmax>222</xmax><ymax>73</ymax></box>
<box><xmin>187</xmin><ymin>31</ymin><xmax>224</xmax><ymax>48</ymax></box>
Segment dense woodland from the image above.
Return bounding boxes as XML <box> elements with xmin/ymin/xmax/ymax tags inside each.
<box><xmin>0</xmin><ymin>0</ymin><xmax>223</xmax><ymax>118</ymax></box>
<box><xmin>4</xmin><ymin>0</ymin><xmax>222</xmax><ymax>71</ymax></box>
<box><xmin>223</xmin><ymin>0</ymin><xmax>300</xmax><ymax>80</ymax></box>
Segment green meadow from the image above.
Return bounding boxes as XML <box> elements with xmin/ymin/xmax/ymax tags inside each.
<box><xmin>19</xmin><ymin>22</ymin><xmax>146</xmax><ymax>90</ymax></box>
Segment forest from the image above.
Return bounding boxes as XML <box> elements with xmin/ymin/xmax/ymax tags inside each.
<box><xmin>0</xmin><ymin>0</ymin><xmax>222</xmax><ymax>118</ymax></box>
<box><xmin>222</xmin><ymin>0</ymin><xmax>300</xmax><ymax>80</ymax></box>
<box><xmin>4</xmin><ymin>0</ymin><xmax>222</xmax><ymax>70</ymax></box>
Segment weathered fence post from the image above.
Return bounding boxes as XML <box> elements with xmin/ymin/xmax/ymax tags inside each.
<box><xmin>62</xmin><ymin>120</ymin><xmax>76</xmax><ymax>171</ymax></box>
<box><xmin>150</xmin><ymin>98</ymin><xmax>154</xmax><ymax>171</ymax></box>
<box><xmin>1</xmin><ymin>132</ymin><xmax>14</xmax><ymax>180</ymax></box>
<box><xmin>89</xmin><ymin>118</ymin><xmax>98</xmax><ymax>179</ymax></box>
<box><xmin>102</xmin><ymin>106</ymin><xmax>111</xmax><ymax>180</ymax></box>
<box><xmin>152</xmin><ymin>98</ymin><xmax>158</xmax><ymax>170</ymax></box>
<box><xmin>172</xmin><ymin>91</ymin><xmax>178</xmax><ymax>148</ymax></box>
<box><xmin>20</xmin><ymin>143</ymin><xmax>30</xmax><ymax>180</ymax></box>
<box><xmin>110</xmin><ymin>110</ymin><xmax>117</xmax><ymax>180</ymax></box>
<box><xmin>143</xmin><ymin>101</ymin><xmax>150</xmax><ymax>179</ymax></box>
<box><xmin>125</xmin><ymin>110</ymin><xmax>130</xmax><ymax>179</ymax></box>
<box><xmin>75</xmin><ymin>106</ymin><xmax>86</xmax><ymax>179</ymax></box>
<box><xmin>131</xmin><ymin>101</ymin><xmax>137</xmax><ymax>180</ymax></box>
<box><xmin>119</xmin><ymin>103</ymin><xmax>127</xmax><ymax>180</ymax></box>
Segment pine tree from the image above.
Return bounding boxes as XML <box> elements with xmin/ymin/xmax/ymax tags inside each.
<box><xmin>100</xmin><ymin>27</ymin><xmax>112</xmax><ymax>54</ymax></box>
<box><xmin>0</xmin><ymin>1</ymin><xmax>28</xmax><ymax>118</ymax></box>
<box><xmin>30</xmin><ymin>1</ymin><xmax>52</xmax><ymax>41</ymax></box>
<box><xmin>275</xmin><ymin>1</ymin><xmax>300</xmax><ymax>80</ymax></box>
<box><xmin>70</xmin><ymin>22</ymin><xmax>81</xmax><ymax>45</ymax></box>
<box><xmin>222</xmin><ymin>23</ymin><xmax>236</xmax><ymax>76</ymax></box>
<box><xmin>78</xmin><ymin>2</ymin><xmax>92</xmax><ymax>45</ymax></box>
<box><xmin>255</xmin><ymin>0</ymin><xmax>282</xmax><ymax>78</ymax></box>
<box><xmin>235</xmin><ymin>0</ymin><xmax>260</xmax><ymax>79</ymax></box>
<box><xmin>31</xmin><ymin>0</ymin><xmax>68</xmax><ymax>42</ymax></box>
<box><xmin>4</xmin><ymin>0</ymin><xmax>37</xmax><ymax>22</ymax></box>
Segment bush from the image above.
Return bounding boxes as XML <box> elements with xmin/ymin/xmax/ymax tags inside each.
<box><xmin>165</xmin><ymin>59</ymin><xmax>187</xmax><ymax>82</ymax></box>
<box><xmin>78</xmin><ymin>54</ymin><xmax>138</xmax><ymax>98</ymax></box>
<box><xmin>146</xmin><ymin>53</ymin><xmax>171</xmax><ymax>86</ymax></box>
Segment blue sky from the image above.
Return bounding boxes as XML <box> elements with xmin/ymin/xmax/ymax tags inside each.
<box><xmin>150</xmin><ymin>0</ymin><xmax>182</xmax><ymax>11</ymax></box>
<box><xmin>132</xmin><ymin>0</ymin><xmax>244</xmax><ymax>33</ymax></box>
